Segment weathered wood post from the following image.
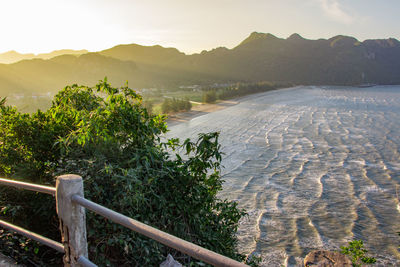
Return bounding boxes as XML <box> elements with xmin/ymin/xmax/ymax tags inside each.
<box><xmin>56</xmin><ymin>174</ymin><xmax>88</xmax><ymax>267</ymax></box>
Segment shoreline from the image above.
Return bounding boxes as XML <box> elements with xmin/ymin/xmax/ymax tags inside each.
<box><xmin>165</xmin><ymin>91</ymin><xmax>272</xmax><ymax>127</ymax></box>
<box><xmin>166</xmin><ymin>99</ymin><xmax>238</xmax><ymax>127</ymax></box>
<box><xmin>165</xmin><ymin>87</ymin><xmax>298</xmax><ymax>127</ymax></box>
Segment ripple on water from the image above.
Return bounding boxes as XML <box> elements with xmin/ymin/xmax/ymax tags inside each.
<box><xmin>167</xmin><ymin>86</ymin><xmax>400</xmax><ymax>266</ymax></box>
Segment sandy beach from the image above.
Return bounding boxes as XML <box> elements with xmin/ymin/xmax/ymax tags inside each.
<box><xmin>166</xmin><ymin>100</ymin><xmax>239</xmax><ymax>127</ymax></box>
<box><xmin>165</xmin><ymin>92</ymin><xmax>273</xmax><ymax>127</ymax></box>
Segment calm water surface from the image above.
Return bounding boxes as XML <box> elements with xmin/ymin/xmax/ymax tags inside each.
<box><xmin>166</xmin><ymin>86</ymin><xmax>400</xmax><ymax>266</ymax></box>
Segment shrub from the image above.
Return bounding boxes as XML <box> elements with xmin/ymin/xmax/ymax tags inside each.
<box><xmin>202</xmin><ymin>90</ymin><xmax>217</xmax><ymax>103</ymax></box>
<box><xmin>0</xmin><ymin>80</ymin><xmax>252</xmax><ymax>266</ymax></box>
<box><xmin>217</xmin><ymin>82</ymin><xmax>276</xmax><ymax>100</ymax></box>
<box><xmin>161</xmin><ymin>98</ymin><xmax>191</xmax><ymax>114</ymax></box>
<box><xmin>341</xmin><ymin>240</ymin><xmax>376</xmax><ymax>267</ymax></box>
<box><xmin>161</xmin><ymin>98</ymin><xmax>172</xmax><ymax>113</ymax></box>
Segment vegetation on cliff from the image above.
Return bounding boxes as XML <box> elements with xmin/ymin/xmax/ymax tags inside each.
<box><xmin>341</xmin><ymin>240</ymin><xmax>376</xmax><ymax>267</ymax></box>
<box><xmin>0</xmin><ymin>80</ymin><xmax>255</xmax><ymax>266</ymax></box>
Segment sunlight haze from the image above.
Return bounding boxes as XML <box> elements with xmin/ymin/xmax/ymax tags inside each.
<box><xmin>1</xmin><ymin>0</ymin><xmax>399</xmax><ymax>54</ymax></box>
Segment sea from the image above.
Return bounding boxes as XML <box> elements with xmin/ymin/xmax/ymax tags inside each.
<box><xmin>166</xmin><ymin>86</ymin><xmax>400</xmax><ymax>266</ymax></box>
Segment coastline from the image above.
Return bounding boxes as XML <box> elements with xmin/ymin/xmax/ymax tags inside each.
<box><xmin>166</xmin><ymin>99</ymin><xmax>239</xmax><ymax>127</ymax></box>
<box><xmin>165</xmin><ymin>89</ymin><xmax>285</xmax><ymax>127</ymax></box>
<box><xmin>165</xmin><ymin>85</ymin><xmax>400</xmax><ymax>266</ymax></box>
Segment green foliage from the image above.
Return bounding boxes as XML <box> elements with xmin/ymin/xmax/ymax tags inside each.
<box><xmin>217</xmin><ymin>82</ymin><xmax>288</xmax><ymax>100</ymax></box>
<box><xmin>202</xmin><ymin>91</ymin><xmax>217</xmax><ymax>103</ymax></box>
<box><xmin>340</xmin><ymin>240</ymin><xmax>376</xmax><ymax>267</ymax></box>
<box><xmin>2</xmin><ymin>35</ymin><xmax>400</xmax><ymax>98</ymax></box>
<box><xmin>0</xmin><ymin>229</ymin><xmax>61</xmax><ymax>265</ymax></box>
<box><xmin>0</xmin><ymin>80</ymin><xmax>252</xmax><ymax>266</ymax></box>
<box><xmin>161</xmin><ymin>97</ymin><xmax>192</xmax><ymax>114</ymax></box>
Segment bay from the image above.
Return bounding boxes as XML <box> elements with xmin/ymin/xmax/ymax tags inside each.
<box><xmin>166</xmin><ymin>86</ymin><xmax>400</xmax><ymax>266</ymax></box>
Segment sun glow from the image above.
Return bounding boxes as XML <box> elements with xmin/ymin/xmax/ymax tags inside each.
<box><xmin>0</xmin><ymin>0</ymin><xmax>119</xmax><ymax>54</ymax></box>
<box><xmin>0</xmin><ymin>0</ymin><xmax>398</xmax><ymax>55</ymax></box>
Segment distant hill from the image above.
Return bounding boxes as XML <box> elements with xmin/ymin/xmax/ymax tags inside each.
<box><xmin>0</xmin><ymin>51</ymin><xmax>35</xmax><ymax>64</ymax></box>
<box><xmin>0</xmin><ymin>52</ymin><xmax>219</xmax><ymax>96</ymax></box>
<box><xmin>99</xmin><ymin>32</ymin><xmax>400</xmax><ymax>85</ymax></box>
<box><xmin>100</xmin><ymin>44</ymin><xmax>185</xmax><ymax>65</ymax></box>
<box><xmin>0</xmin><ymin>53</ymin><xmax>137</xmax><ymax>95</ymax></box>
<box><xmin>1</xmin><ymin>32</ymin><xmax>400</xmax><ymax>96</ymax></box>
<box><xmin>0</xmin><ymin>49</ymin><xmax>88</xmax><ymax>64</ymax></box>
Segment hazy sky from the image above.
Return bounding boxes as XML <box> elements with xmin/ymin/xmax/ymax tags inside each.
<box><xmin>1</xmin><ymin>0</ymin><xmax>399</xmax><ymax>55</ymax></box>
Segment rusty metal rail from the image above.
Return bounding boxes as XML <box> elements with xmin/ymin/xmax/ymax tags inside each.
<box><xmin>0</xmin><ymin>219</ymin><xmax>64</xmax><ymax>253</ymax></box>
<box><xmin>0</xmin><ymin>177</ymin><xmax>56</xmax><ymax>196</ymax></box>
<box><xmin>72</xmin><ymin>194</ymin><xmax>248</xmax><ymax>267</ymax></box>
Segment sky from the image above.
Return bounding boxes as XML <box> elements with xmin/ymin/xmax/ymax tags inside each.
<box><xmin>1</xmin><ymin>0</ymin><xmax>399</xmax><ymax>55</ymax></box>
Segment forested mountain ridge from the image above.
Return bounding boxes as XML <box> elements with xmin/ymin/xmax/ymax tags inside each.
<box><xmin>1</xmin><ymin>32</ymin><xmax>400</xmax><ymax>96</ymax></box>
<box><xmin>0</xmin><ymin>49</ymin><xmax>88</xmax><ymax>64</ymax></box>
<box><xmin>101</xmin><ymin>32</ymin><xmax>400</xmax><ymax>85</ymax></box>
<box><xmin>0</xmin><ymin>53</ymin><xmax>138</xmax><ymax>95</ymax></box>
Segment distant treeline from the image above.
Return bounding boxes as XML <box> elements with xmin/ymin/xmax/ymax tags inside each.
<box><xmin>161</xmin><ymin>98</ymin><xmax>192</xmax><ymax>113</ymax></box>
<box><xmin>202</xmin><ymin>81</ymin><xmax>293</xmax><ymax>103</ymax></box>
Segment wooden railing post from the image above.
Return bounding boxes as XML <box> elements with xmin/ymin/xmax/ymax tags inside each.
<box><xmin>56</xmin><ymin>174</ymin><xmax>88</xmax><ymax>266</ymax></box>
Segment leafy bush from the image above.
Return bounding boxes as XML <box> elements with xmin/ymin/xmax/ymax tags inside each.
<box><xmin>341</xmin><ymin>240</ymin><xmax>376</xmax><ymax>267</ymax></box>
<box><xmin>217</xmin><ymin>81</ymin><xmax>287</xmax><ymax>100</ymax></box>
<box><xmin>202</xmin><ymin>91</ymin><xmax>217</xmax><ymax>103</ymax></box>
<box><xmin>161</xmin><ymin>98</ymin><xmax>192</xmax><ymax>114</ymax></box>
<box><xmin>0</xmin><ymin>229</ymin><xmax>62</xmax><ymax>265</ymax></box>
<box><xmin>0</xmin><ymin>80</ymin><xmax>253</xmax><ymax>266</ymax></box>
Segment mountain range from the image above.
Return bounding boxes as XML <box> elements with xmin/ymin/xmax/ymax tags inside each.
<box><xmin>1</xmin><ymin>32</ymin><xmax>400</xmax><ymax>96</ymax></box>
<box><xmin>0</xmin><ymin>49</ymin><xmax>88</xmax><ymax>64</ymax></box>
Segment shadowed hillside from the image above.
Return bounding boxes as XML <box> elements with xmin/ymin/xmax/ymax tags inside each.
<box><xmin>1</xmin><ymin>32</ymin><xmax>400</xmax><ymax>96</ymax></box>
<box><xmin>0</xmin><ymin>49</ymin><xmax>88</xmax><ymax>64</ymax></box>
<box><xmin>0</xmin><ymin>53</ymin><xmax>137</xmax><ymax>95</ymax></box>
<box><xmin>99</xmin><ymin>32</ymin><xmax>400</xmax><ymax>85</ymax></box>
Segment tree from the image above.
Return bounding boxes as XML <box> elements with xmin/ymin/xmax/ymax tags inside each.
<box><xmin>161</xmin><ymin>98</ymin><xmax>192</xmax><ymax>114</ymax></box>
<box><xmin>202</xmin><ymin>90</ymin><xmax>217</xmax><ymax>103</ymax></box>
<box><xmin>0</xmin><ymin>80</ymin><xmax>253</xmax><ymax>266</ymax></box>
<box><xmin>161</xmin><ymin>98</ymin><xmax>172</xmax><ymax>113</ymax></box>
<box><xmin>184</xmin><ymin>98</ymin><xmax>192</xmax><ymax>110</ymax></box>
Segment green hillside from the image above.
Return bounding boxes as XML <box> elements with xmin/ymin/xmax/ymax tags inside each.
<box><xmin>99</xmin><ymin>32</ymin><xmax>400</xmax><ymax>85</ymax></box>
<box><xmin>1</xmin><ymin>32</ymin><xmax>400</xmax><ymax>98</ymax></box>
<box><xmin>0</xmin><ymin>53</ymin><xmax>138</xmax><ymax>95</ymax></box>
<box><xmin>0</xmin><ymin>49</ymin><xmax>88</xmax><ymax>64</ymax></box>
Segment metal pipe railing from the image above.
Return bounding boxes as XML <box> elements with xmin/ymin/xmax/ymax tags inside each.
<box><xmin>0</xmin><ymin>176</ymin><xmax>248</xmax><ymax>266</ymax></box>
<box><xmin>71</xmin><ymin>194</ymin><xmax>248</xmax><ymax>267</ymax></box>
<box><xmin>0</xmin><ymin>178</ymin><xmax>56</xmax><ymax>196</ymax></box>
<box><xmin>77</xmin><ymin>255</ymin><xmax>98</xmax><ymax>267</ymax></box>
<box><xmin>0</xmin><ymin>219</ymin><xmax>64</xmax><ymax>253</ymax></box>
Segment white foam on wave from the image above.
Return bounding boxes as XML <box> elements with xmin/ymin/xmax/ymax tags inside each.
<box><xmin>236</xmin><ymin>209</ymin><xmax>262</xmax><ymax>255</ymax></box>
<box><xmin>360</xmin><ymin>185</ymin><xmax>388</xmax><ymax>197</ymax></box>
<box><xmin>257</xmin><ymin>250</ymin><xmax>288</xmax><ymax>267</ymax></box>
<box><xmin>348</xmin><ymin>159</ymin><xmax>366</xmax><ymax>166</ymax></box>
<box><xmin>167</xmin><ymin>85</ymin><xmax>400</xmax><ymax>266</ymax></box>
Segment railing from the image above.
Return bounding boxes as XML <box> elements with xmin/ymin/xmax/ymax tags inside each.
<box><xmin>0</xmin><ymin>178</ymin><xmax>56</xmax><ymax>195</ymax></box>
<box><xmin>0</xmin><ymin>175</ymin><xmax>248</xmax><ymax>267</ymax></box>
